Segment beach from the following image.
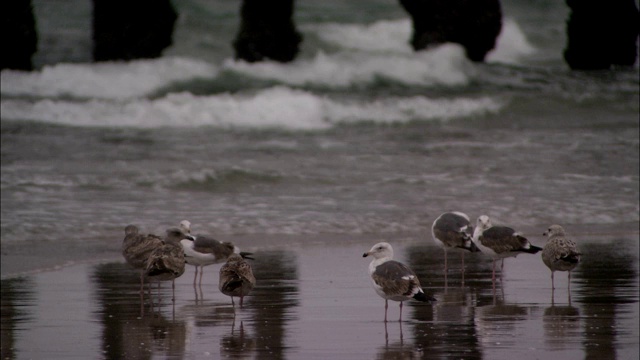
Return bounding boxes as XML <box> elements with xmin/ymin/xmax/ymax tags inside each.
<box><xmin>1</xmin><ymin>0</ymin><xmax>639</xmax><ymax>358</ymax></box>
<box><xmin>2</xmin><ymin>227</ymin><xmax>639</xmax><ymax>359</ymax></box>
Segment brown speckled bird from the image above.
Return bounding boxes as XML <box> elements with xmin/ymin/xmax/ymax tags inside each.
<box><xmin>541</xmin><ymin>224</ymin><xmax>581</xmax><ymax>291</ymax></box>
<box><xmin>145</xmin><ymin>226</ymin><xmax>194</xmax><ymax>302</ymax></box>
<box><xmin>122</xmin><ymin>225</ymin><xmax>164</xmax><ymax>293</ymax></box>
<box><xmin>219</xmin><ymin>253</ymin><xmax>256</xmax><ymax>307</ymax></box>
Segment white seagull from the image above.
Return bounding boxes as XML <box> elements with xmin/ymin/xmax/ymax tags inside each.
<box><xmin>363</xmin><ymin>242</ymin><xmax>436</xmax><ymax>322</ymax></box>
<box><xmin>178</xmin><ymin>220</ymin><xmax>252</xmax><ymax>286</ymax></box>
<box><xmin>431</xmin><ymin>211</ymin><xmax>479</xmax><ymax>275</ymax></box>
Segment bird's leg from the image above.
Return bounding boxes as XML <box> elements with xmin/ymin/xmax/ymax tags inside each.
<box><xmin>384</xmin><ymin>300</ymin><xmax>388</xmax><ymax>323</ymax></box>
<box><xmin>172</xmin><ymin>279</ymin><xmax>176</xmax><ymax>303</ymax></box>
<box><xmin>199</xmin><ymin>267</ymin><xmax>204</xmax><ymax>287</ymax></box>
<box><xmin>240</xmin><ymin>296</ymin><xmax>244</xmax><ymax>308</ymax></box>
<box><xmin>139</xmin><ymin>270</ymin><xmax>145</xmax><ymax>294</ymax></box>
<box><xmin>492</xmin><ymin>260</ymin><xmax>496</xmax><ymax>281</ymax></box>
<box><xmin>461</xmin><ymin>252</ymin><xmax>466</xmax><ymax>287</ymax></box>
<box><xmin>399</xmin><ymin>301</ymin><xmax>403</xmax><ymax>322</ymax></box>
<box><xmin>193</xmin><ymin>266</ymin><xmax>198</xmax><ymax>286</ymax></box>
<box><xmin>444</xmin><ymin>249</ymin><xmax>448</xmax><ymax>273</ymax></box>
<box><xmin>492</xmin><ymin>260</ymin><xmax>496</xmax><ymax>291</ymax></box>
<box><xmin>568</xmin><ymin>272</ymin><xmax>572</xmax><ymax>305</ymax></box>
<box><xmin>551</xmin><ymin>271</ymin><xmax>555</xmax><ymax>290</ymax></box>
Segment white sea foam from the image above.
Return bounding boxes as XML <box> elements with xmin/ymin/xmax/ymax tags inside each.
<box><xmin>0</xmin><ymin>57</ymin><xmax>218</xmax><ymax>100</ymax></box>
<box><xmin>223</xmin><ymin>44</ymin><xmax>474</xmax><ymax>87</ymax></box>
<box><xmin>1</xmin><ymin>86</ymin><xmax>504</xmax><ymax>130</ymax></box>
<box><xmin>304</xmin><ymin>17</ymin><xmax>536</xmax><ymax>64</ymax></box>
<box><xmin>487</xmin><ymin>18</ymin><xmax>537</xmax><ymax>64</ymax></box>
<box><xmin>303</xmin><ymin>19</ymin><xmax>413</xmax><ymax>53</ymax></box>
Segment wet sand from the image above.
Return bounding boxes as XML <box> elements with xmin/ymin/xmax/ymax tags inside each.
<box><xmin>1</xmin><ymin>227</ymin><xmax>639</xmax><ymax>360</ymax></box>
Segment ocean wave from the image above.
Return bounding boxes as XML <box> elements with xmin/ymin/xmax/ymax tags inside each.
<box><xmin>223</xmin><ymin>44</ymin><xmax>474</xmax><ymax>87</ymax></box>
<box><xmin>0</xmin><ymin>57</ymin><xmax>218</xmax><ymax>100</ymax></box>
<box><xmin>150</xmin><ymin>167</ymin><xmax>285</xmax><ymax>191</ymax></box>
<box><xmin>303</xmin><ymin>19</ymin><xmax>413</xmax><ymax>54</ymax></box>
<box><xmin>303</xmin><ymin>17</ymin><xmax>536</xmax><ymax>64</ymax></box>
<box><xmin>1</xmin><ymin>86</ymin><xmax>504</xmax><ymax>130</ymax></box>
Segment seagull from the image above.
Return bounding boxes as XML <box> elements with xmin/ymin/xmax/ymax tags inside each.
<box><xmin>219</xmin><ymin>253</ymin><xmax>256</xmax><ymax>307</ymax></box>
<box><xmin>431</xmin><ymin>211</ymin><xmax>479</xmax><ymax>276</ymax></box>
<box><xmin>363</xmin><ymin>242</ymin><xmax>436</xmax><ymax>322</ymax></box>
<box><xmin>472</xmin><ymin>215</ymin><xmax>542</xmax><ymax>283</ymax></box>
<box><xmin>122</xmin><ymin>225</ymin><xmax>164</xmax><ymax>294</ymax></box>
<box><xmin>542</xmin><ymin>224</ymin><xmax>581</xmax><ymax>291</ymax></box>
<box><xmin>178</xmin><ymin>220</ymin><xmax>252</xmax><ymax>286</ymax></box>
<box><xmin>145</xmin><ymin>226</ymin><xmax>194</xmax><ymax>302</ymax></box>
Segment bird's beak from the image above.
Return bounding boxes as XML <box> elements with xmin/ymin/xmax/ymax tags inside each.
<box><xmin>542</xmin><ymin>232</ymin><xmax>548</xmax><ymax>237</ymax></box>
<box><xmin>240</xmin><ymin>252</ymin><xmax>254</xmax><ymax>260</ymax></box>
<box><xmin>186</xmin><ymin>235</ymin><xmax>196</xmax><ymax>241</ymax></box>
<box><xmin>362</xmin><ymin>252</ymin><xmax>369</xmax><ymax>258</ymax></box>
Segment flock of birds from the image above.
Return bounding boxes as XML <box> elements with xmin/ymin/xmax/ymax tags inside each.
<box><xmin>364</xmin><ymin>211</ymin><xmax>581</xmax><ymax>322</ymax></box>
<box><xmin>121</xmin><ymin>220</ymin><xmax>255</xmax><ymax>307</ymax></box>
<box><xmin>121</xmin><ymin>212</ymin><xmax>581</xmax><ymax>320</ymax></box>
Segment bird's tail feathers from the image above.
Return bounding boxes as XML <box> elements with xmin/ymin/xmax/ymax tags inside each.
<box><xmin>413</xmin><ymin>291</ymin><xmax>437</xmax><ymax>303</ymax></box>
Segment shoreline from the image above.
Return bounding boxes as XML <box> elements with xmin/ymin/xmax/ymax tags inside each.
<box><xmin>1</xmin><ymin>229</ymin><xmax>638</xmax><ymax>360</ymax></box>
<box><xmin>2</xmin><ymin>221</ymin><xmax>638</xmax><ymax>279</ymax></box>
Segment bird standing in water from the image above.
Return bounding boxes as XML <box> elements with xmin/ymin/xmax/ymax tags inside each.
<box><xmin>541</xmin><ymin>224</ymin><xmax>581</xmax><ymax>292</ymax></box>
<box><xmin>219</xmin><ymin>253</ymin><xmax>256</xmax><ymax>307</ymax></box>
<box><xmin>145</xmin><ymin>226</ymin><xmax>194</xmax><ymax>302</ymax></box>
<box><xmin>363</xmin><ymin>242</ymin><xmax>435</xmax><ymax>322</ymax></box>
<box><xmin>122</xmin><ymin>224</ymin><xmax>164</xmax><ymax>294</ymax></box>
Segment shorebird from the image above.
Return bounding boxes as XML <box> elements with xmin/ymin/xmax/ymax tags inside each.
<box><xmin>145</xmin><ymin>226</ymin><xmax>194</xmax><ymax>302</ymax></box>
<box><xmin>178</xmin><ymin>220</ymin><xmax>252</xmax><ymax>286</ymax></box>
<box><xmin>472</xmin><ymin>215</ymin><xmax>542</xmax><ymax>284</ymax></box>
<box><xmin>122</xmin><ymin>225</ymin><xmax>164</xmax><ymax>293</ymax></box>
<box><xmin>219</xmin><ymin>253</ymin><xmax>256</xmax><ymax>307</ymax></box>
<box><xmin>363</xmin><ymin>242</ymin><xmax>436</xmax><ymax>322</ymax></box>
<box><xmin>541</xmin><ymin>224</ymin><xmax>581</xmax><ymax>291</ymax></box>
<box><xmin>431</xmin><ymin>211</ymin><xmax>479</xmax><ymax>277</ymax></box>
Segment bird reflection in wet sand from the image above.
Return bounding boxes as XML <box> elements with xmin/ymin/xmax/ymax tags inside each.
<box><xmin>219</xmin><ymin>253</ymin><xmax>256</xmax><ymax>308</ymax></box>
<box><xmin>221</xmin><ymin>319</ymin><xmax>256</xmax><ymax>357</ymax></box>
<box><xmin>542</xmin><ymin>224</ymin><xmax>581</xmax><ymax>300</ymax></box>
<box><xmin>92</xmin><ymin>262</ymin><xmax>187</xmax><ymax>358</ymax></box>
<box><xmin>363</xmin><ymin>242</ymin><xmax>436</xmax><ymax>322</ymax></box>
<box><xmin>543</xmin><ymin>304</ymin><xmax>581</xmax><ymax>351</ymax></box>
<box><xmin>378</xmin><ymin>321</ymin><xmax>417</xmax><ymax>360</ymax></box>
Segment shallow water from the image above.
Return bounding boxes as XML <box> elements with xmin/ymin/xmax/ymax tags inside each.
<box><xmin>2</xmin><ymin>233</ymin><xmax>638</xmax><ymax>360</ymax></box>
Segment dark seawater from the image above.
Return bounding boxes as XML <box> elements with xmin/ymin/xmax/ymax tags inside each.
<box><xmin>0</xmin><ymin>0</ymin><xmax>638</xmax><ymax>358</ymax></box>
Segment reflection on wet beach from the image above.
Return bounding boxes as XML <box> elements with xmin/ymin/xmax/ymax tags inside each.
<box><xmin>0</xmin><ymin>236</ymin><xmax>637</xmax><ymax>359</ymax></box>
<box><xmin>1</xmin><ymin>277</ymin><xmax>34</xmax><ymax>360</ymax></box>
<box><xmin>574</xmin><ymin>240</ymin><xmax>638</xmax><ymax>360</ymax></box>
